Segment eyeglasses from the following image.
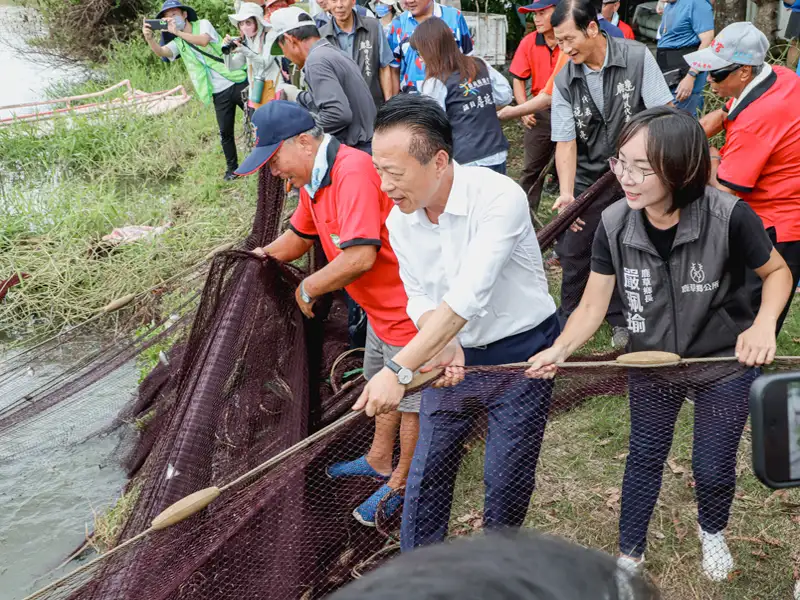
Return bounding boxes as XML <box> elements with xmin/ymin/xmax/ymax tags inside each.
<box><xmin>708</xmin><ymin>64</ymin><xmax>742</xmax><ymax>83</ymax></box>
<box><xmin>608</xmin><ymin>157</ymin><xmax>656</xmax><ymax>185</ymax></box>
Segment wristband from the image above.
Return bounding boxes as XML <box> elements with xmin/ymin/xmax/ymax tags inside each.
<box><xmin>688</xmin><ymin>70</ymin><xmax>699</xmax><ymax>77</ymax></box>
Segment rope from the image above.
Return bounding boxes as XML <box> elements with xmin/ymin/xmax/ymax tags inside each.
<box><xmin>329</xmin><ymin>347</ymin><xmax>365</xmax><ymax>394</ymax></box>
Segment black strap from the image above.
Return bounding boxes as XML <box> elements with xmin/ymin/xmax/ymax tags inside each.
<box><xmin>185</xmin><ymin>40</ymin><xmax>225</xmax><ymax>64</ymax></box>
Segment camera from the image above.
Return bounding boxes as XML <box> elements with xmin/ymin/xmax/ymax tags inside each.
<box><xmin>221</xmin><ymin>38</ymin><xmax>241</xmax><ymax>55</ymax></box>
<box><xmin>750</xmin><ymin>372</ymin><xmax>800</xmax><ymax>488</ymax></box>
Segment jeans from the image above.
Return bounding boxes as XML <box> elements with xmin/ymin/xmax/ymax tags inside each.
<box><xmin>400</xmin><ymin>313</ymin><xmax>560</xmax><ymax>551</ymax></box>
<box><xmin>672</xmin><ymin>89</ymin><xmax>704</xmax><ymax>119</ymax></box>
<box><xmin>619</xmin><ymin>368</ymin><xmax>758</xmax><ymax>557</ymax></box>
<box><xmin>212</xmin><ymin>81</ymin><xmax>248</xmax><ymax>172</ymax></box>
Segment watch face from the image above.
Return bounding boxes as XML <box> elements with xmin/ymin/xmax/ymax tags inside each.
<box><xmin>398</xmin><ymin>368</ymin><xmax>413</xmax><ymax>385</ymax></box>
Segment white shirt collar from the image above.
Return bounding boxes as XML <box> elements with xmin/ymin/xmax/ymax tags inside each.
<box><xmin>409</xmin><ymin>162</ymin><xmax>467</xmax><ymax>225</ymax></box>
<box><xmin>730</xmin><ymin>63</ymin><xmax>772</xmax><ymax>113</ymax></box>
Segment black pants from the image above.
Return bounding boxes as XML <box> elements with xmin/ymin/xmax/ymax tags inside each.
<box><xmin>212</xmin><ymin>81</ymin><xmax>248</xmax><ymax>172</ymax></box>
<box><xmin>620</xmin><ymin>368</ymin><xmax>757</xmax><ymax>557</ymax></box>
<box><xmin>557</xmin><ymin>180</ymin><xmax>626</xmax><ymax>329</ymax></box>
<box><xmin>519</xmin><ymin>109</ymin><xmax>555</xmax><ymax>214</ymax></box>
<box><xmin>745</xmin><ymin>227</ymin><xmax>800</xmax><ymax>333</ymax></box>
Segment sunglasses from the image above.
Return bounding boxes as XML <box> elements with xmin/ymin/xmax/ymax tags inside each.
<box><xmin>707</xmin><ymin>64</ymin><xmax>742</xmax><ymax>83</ymax></box>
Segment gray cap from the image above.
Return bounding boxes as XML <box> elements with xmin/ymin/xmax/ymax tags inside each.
<box><xmin>683</xmin><ymin>22</ymin><xmax>769</xmax><ymax>72</ymax></box>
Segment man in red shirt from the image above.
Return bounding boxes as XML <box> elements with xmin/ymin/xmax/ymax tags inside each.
<box><xmin>237</xmin><ymin>101</ymin><xmax>420</xmax><ymax>527</ymax></box>
<box><xmin>689</xmin><ymin>22</ymin><xmax>800</xmax><ymax>331</ymax></box>
<box><xmin>509</xmin><ymin>0</ymin><xmax>560</xmax><ymax>212</ymax></box>
<box><xmin>600</xmin><ymin>0</ymin><xmax>634</xmax><ymax>39</ymax></box>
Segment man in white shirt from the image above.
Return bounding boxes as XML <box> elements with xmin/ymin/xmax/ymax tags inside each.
<box><xmin>354</xmin><ymin>94</ymin><xmax>560</xmax><ymax>551</ymax></box>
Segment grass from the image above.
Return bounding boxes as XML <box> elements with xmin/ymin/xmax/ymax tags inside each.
<box><xmin>90</xmin><ymin>482</ymin><xmax>142</xmax><ymax>553</ymax></box>
<box><xmin>0</xmin><ymin>36</ymin><xmax>257</xmax><ymax>337</ymax></box>
<box><xmin>449</xmin><ymin>385</ymin><xmax>800</xmax><ymax>599</ymax></box>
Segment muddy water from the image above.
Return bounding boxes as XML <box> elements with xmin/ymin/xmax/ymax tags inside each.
<box><xmin>0</xmin><ymin>8</ymin><xmax>133</xmax><ymax>596</ymax></box>
<box><xmin>0</xmin><ymin>3</ymin><xmax>82</xmax><ymax>120</ymax></box>
<box><xmin>0</xmin><ymin>339</ymin><xmax>135</xmax><ymax>599</ymax></box>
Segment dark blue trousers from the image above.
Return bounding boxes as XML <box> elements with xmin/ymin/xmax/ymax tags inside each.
<box><xmin>619</xmin><ymin>367</ymin><xmax>758</xmax><ymax>557</ymax></box>
<box><xmin>400</xmin><ymin>313</ymin><xmax>560</xmax><ymax>552</ymax></box>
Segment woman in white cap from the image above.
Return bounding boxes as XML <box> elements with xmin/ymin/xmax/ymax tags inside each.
<box><xmin>224</xmin><ymin>2</ymin><xmax>289</xmax><ymax>112</ymax></box>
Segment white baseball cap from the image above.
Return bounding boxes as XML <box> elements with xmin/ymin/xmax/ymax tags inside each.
<box><xmin>683</xmin><ymin>22</ymin><xmax>769</xmax><ymax>72</ymax></box>
<box><xmin>269</xmin><ymin>6</ymin><xmax>315</xmax><ymax>37</ymax></box>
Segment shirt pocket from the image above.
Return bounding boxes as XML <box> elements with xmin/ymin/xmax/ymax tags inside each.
<box><xmin>319</xmin><ymin>217</ymin><xmax>342</xmax><ymax>250</ymax></box>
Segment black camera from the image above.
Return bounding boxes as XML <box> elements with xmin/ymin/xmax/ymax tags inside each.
<box><xmin>750</xmin><ymin>372</ymin><xmax>800</xmax><ymax>488</ymax></box>
<box><xmin>221</xmin><ymin>38</ymin><xmax>241</xmax><ymax>55</ymax></box>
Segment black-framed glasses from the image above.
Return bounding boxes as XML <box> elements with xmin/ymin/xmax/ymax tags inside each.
<box><xmin>608</xmin><ymin>157</ymin><xmax>656</xmax><ymax>185</ymax></box>
<box><xmin>708</xmin><ymin>64</ymin><xmax>742</xmax><ymax>83</ymax></box>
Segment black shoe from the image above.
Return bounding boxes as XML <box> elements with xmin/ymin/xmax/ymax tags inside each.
<box><xmin>223</xmin><ymin>171</ymin><xmax>237</xmax><ymax>181</ymax></box>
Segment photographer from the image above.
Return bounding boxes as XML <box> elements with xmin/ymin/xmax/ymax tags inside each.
<box><xmin>224</xmin><ymin>3</ymin><xmax>288</xmax><ymax>112</ymax></box>
<box><xmin>143</xmin><ymin>0</ymin><xmax>248</xmax><ymax>180</ymax></box>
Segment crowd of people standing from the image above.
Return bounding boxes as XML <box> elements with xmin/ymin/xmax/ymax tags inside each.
<box><xmin>142</xmin><ymin>0</ymin><xmax>800</xmax><ymax>591</ymax></box>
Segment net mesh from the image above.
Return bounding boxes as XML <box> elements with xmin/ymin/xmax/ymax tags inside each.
<box><xmin>14</xmin><ymin>169</ymin><xmax>800</xmax><ymax>600</ymax></box>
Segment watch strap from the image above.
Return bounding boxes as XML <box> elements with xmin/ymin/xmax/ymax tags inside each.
<box><xmin>386</xmin><ymin>359</ymin><xmax>403</xmax><ymax>375</ymax></box>
<box><xmin>299</xmin><ymin>280</ymin><xmax>313</xmax><ymax>303</ymax></box>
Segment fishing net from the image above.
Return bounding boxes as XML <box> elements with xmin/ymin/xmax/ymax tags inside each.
<box><xmin>16</xmin><ymin>170</ymin><xmax>800</xmax><ymax>600</ymax></box>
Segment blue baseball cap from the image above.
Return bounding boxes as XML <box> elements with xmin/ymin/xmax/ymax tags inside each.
<box><xmin>234</xmin><ymin>101</ymin><xmax>317</xmax><ymax>176</ymax></box>
<box><xmin>157</xmin><ymin>0</ymin><xmax>198</xmax><ymax>20</ymax></box>
<box><xmin>518</xmin><ymin>0</ymin><xmax>557</xmax><ymax>13</ymax></box>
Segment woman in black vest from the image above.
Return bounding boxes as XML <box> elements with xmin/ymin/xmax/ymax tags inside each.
<box><xmin>409</xmin><ymin>18</ymin><xmax>511</xmax><ymax>173</ymax></box>
<box><xmin>527</xmin><ymin>107</ymin><xmax>792</xmax><ymax>582</ymax></box>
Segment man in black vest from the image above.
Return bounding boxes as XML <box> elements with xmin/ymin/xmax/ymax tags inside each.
<box><xmin>549</xmin><ymin>0</ymin><xmax>673</xmax><ymax>347</ymax></box>
<box><xmin>319</xmin><ymin>0</ymin><xmax>395</xmax><ymax>108</ymax></box>
<box><xmin>271</xmin><ymin>7</ymin><xmax>376</xmax><ymax>153</ymax></box>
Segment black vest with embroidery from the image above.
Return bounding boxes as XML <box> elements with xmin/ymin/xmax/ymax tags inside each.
<box><xmin>443</xmin><ymin>61</ymin><xmax>509</xmax><ymax>165</ymax></box>
<box><xmin>601</xmin><ymin>187</ymin><xmax>755</xmax><ymax>358</ymax></box>
<box><xmin>554</xmin><ymin>36</ymin><xmax>647</xmax><ymax>195</ymax></box>
<box><xmin>320</xmin><ymin>12</ymin><xmax>386</xmax><ymax>109</ymax></box>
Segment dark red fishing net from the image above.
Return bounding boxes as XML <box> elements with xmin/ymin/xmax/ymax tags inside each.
<box><xmin>24</xmin><ymin>168</ymin><xmax>800</xmax><ymax>600</ymax></box>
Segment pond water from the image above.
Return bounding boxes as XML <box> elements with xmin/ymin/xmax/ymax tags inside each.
<box><xmin>0</xmin><ymin>7</ymin><xmax>133</xmax><ymax>598</ymax></box>
<box><xmin>0</xmin><ymin>338</ymin><xmax>135</xmax><ymax>599</ymax></box>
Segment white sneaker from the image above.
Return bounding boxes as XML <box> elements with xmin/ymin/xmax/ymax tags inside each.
<box><xmin>793</xmin><ymin>579</ymin><xmax>800</xmax><ymax>600</ymax></box>
<box><xmin>615</xmin><ymin>555</ymin><xmax>643</xmax><ymax>600</ymax></box>
<box><xmin>700</xmin><ymin>529</ymin><xmax>734</xmax><ymax>582</ymax></box>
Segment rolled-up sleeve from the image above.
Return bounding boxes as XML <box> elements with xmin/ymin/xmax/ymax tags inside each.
<box><xmin>441</xmin><ymin>185</ymin><xmax>529</xmax><ymax>321</ymax></box>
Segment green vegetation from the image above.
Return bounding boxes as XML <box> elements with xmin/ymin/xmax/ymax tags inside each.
<box><xmin>90</xmin><ymin>482</ymin><xmax>142</xmax><ymax>552</ymax></box>
<box><xmin>0</xmin><ymin>36</ymin><xmax>257</xmax><ymax>337</ymax></box>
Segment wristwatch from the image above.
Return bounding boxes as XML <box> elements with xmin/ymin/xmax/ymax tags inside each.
<box><xmin>299</xmin><ymin>280</ymin><xmax>313</xmax><ymax>304</ymax></box>
<box><xmin>386</xmin><ymin>359</ymin><xmax>413</xmax><ymax>385</ymax></box>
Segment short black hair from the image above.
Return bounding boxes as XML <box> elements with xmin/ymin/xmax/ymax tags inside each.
<box><xmin>551</xmin><ymin>0</ymin><xmax>599</xmax><ymax>33</ymax></box>
<box><xmin>617</xmin><ymin>106</ymin><xmax>710</xmax><ymax>213</ymax></box>
<box><xmin>276</xmin><ymin>13</ymin><xmax>319</xmax><ymax>45</ymax></box>
<box><xmin>374</xmin><ymin>94</ymin><xmax>453</xmax><ymax>165</ymax></box>
<box><xmin>328</xmin><ymin>532</ymin><xmax>660</xmax><ymax>600</ymax></box>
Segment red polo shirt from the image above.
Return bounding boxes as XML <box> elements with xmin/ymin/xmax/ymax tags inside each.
<box><xmin>718</xmin><ymin>66</ymin><xmax>800</xmax><ymax>243</ymax></box>
<box><xmin>509</xmin><ymin>31</ymin><xmax>560</xmax><ymax>96</ymax></box>
<box><xmin>618</xmin><ymin>19</ymin><xmax>635</xmax><ymax>39</ymax></box>
<box><xmin>290</xmin><ymin>140</ymin><xmax>418</xmax><ymax>346</ymax></box>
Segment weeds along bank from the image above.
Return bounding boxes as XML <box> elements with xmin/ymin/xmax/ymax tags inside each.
<box><xmin>0</xmin><ymin>31</ymin><xmax>258</xmax><ymax>337</ymax></box>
